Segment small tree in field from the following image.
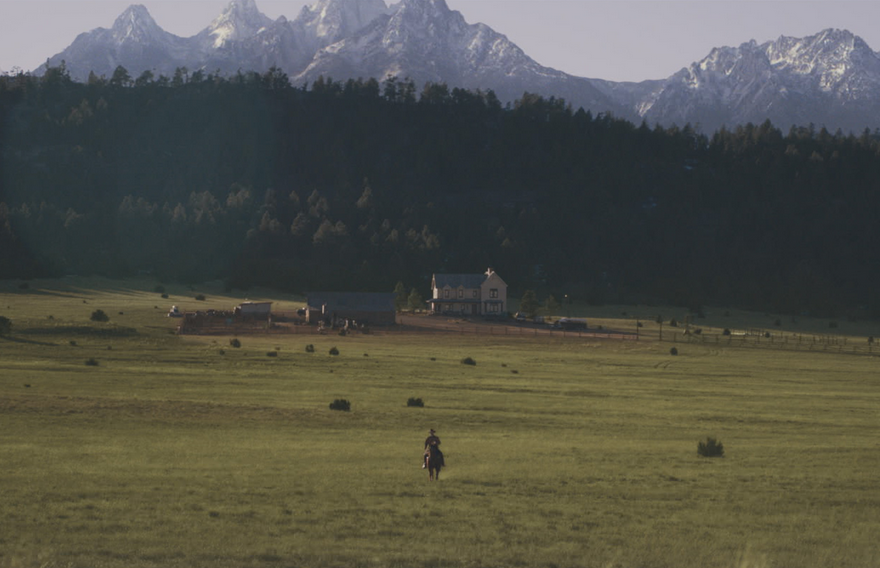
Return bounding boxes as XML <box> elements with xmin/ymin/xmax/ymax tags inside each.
<box><xmin>0</xmin><ymin>316</ymin><xmax>11</xmax><ymax>336</ymax></box>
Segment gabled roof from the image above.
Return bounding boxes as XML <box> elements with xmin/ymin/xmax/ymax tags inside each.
<box><xmin>306</xmin><ymin>292</ymin><xmax>395</xmax><ymax>313</ymax></box>
<box><xmin>433</xmin><ymin>274</ymin><xmax>487</xmax><ymax>289</ymax></box>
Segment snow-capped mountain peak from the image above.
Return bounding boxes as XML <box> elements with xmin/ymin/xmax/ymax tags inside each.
<box><xmin>294</xmin><ymin>0</ymin><xmax>388</xmax><ymax>46</ymax></box>
<box><xmin>110</xmin><ymin>4</ymin><xmax>168</xmax><ymax>44</ymax></box>
<box><xmin>201</xmin><ymin>0</ymin><xmax>273</xmax><ymax>49</ymax></box>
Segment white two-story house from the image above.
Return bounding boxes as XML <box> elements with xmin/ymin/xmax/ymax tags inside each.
<box><xmin>429</xmin><ymin>268</ymin><xmax>508</xmax><ymax>316</ymax></box>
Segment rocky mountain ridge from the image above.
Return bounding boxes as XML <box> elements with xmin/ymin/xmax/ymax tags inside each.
<box><xmin>38</xmin><ymin>0</ymin><xmax>880</xmax><ymax>132</ymax></box>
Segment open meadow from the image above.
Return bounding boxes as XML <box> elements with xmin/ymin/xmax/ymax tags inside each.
<box><xmin>1</xmin><ymin>278</ymin><xmax>879</xmax><ymax>568</ymax></box>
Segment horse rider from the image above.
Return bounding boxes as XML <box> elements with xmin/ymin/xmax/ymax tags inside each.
<box><xmin>423</xmin><ymin>428</ymin><xmax>444</xmax><ymax>468</ymax></box>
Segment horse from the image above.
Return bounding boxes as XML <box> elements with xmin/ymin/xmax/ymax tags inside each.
<box><xmin>426</xmin><ymin>444</ymin><xmax>444</xmax><ymax>481</ymax></box>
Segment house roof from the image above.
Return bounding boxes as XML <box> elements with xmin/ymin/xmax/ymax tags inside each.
<box><xmin>306</xmin><ymin>292</ymin><xmax>395</xmax><ymax>313</ymax></box>
<box><xmin>433</xmin><ymin>274</ymin><xmax>487</xmax><ymax>289</ymax></box>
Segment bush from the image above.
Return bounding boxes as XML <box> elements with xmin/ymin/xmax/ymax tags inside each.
<box><xmin>669</xmin><ymin>347</ymin><xmax>679</xmax><ymax>356</ymax></box>
<box><xmin>722</xmin><ymin>328</ymin><xmax>731</xmax><ymax>336</ymax></box>
<box><xmin>0</xmin><ymin>316</ymin><xmax>11</xmax><ymax>336</ymax></box>
<box><xmin>407</xmin><ymin>397</ymin><xmax>424</xmax><ymax>407</ymax></box>
<box><xmin>229</xmin><ymin>338</ymin><xmax>241</xmax><ymax>348</ymax></box>
<box><xmin>461</xmin><ymin>357</ymin><xmax>477</xmax><ymax>366</ymax></box>
<box><xmin>305</xmin><ymin>344</ymin><xmax>315</xmax><ymax>353</ymax></box>
<box><xmin>329</xmin><ymin>346</ymin><xmax>340</xmax><ymax>356</ymax></box>
<box><xmin>697</xmin><ymin>437</ymin><xmax>725</xmax><ymax>458</ymax></box>
<box><xmin>266</xmin><ymin>351</ymin><xmax>277</xmax><ymax>357</ymax></box>
<box><xmin>85</xmin><ymin>358</ymin><xmax>100</xmax><ymax>367</ymax></box>
<box><xmin>90</xmin><ymin>309</ymin><xmax>109</xmax><ymax>322</ymax></box>
<box><xmin>329</xmin><ymin>399</ymin><xmax>351</xmax><ymax>412</ymax></box>
<box><xmin>195</xmin><ymin>294</ymin><xmax>206</xmax><ymax>301</ymax></box>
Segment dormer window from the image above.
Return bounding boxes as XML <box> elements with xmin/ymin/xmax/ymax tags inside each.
<box><xmin>444</xmin><ymin>289</ymin><xmax>450</xmax><ymax>299</ymax></box>
<box><xmin>458</xmin><ymin>289</ymin><xmax>464</xmax><ymax>298</ymax></box>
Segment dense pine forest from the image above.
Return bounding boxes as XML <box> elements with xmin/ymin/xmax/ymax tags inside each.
<box><xmin>2</xmin><ymin>65</ymin><xmax>880</xmax><ymax>316</ymax></box>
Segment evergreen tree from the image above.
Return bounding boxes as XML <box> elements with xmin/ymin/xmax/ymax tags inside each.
<box><xmin>520</xmin><ymin>290</ymin><xmax>539</xmax><ymax>318</ymax></box>
<box><xmin>393</xmin><ymin>281</ymin><xmax>408</xmax><ymax>312</ymax></box>
<box><xmin>408</xmin><ymin>288</ymin><xmax>424</xmax><ymax>313</ymax></box>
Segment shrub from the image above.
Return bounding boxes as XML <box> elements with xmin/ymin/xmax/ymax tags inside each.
<box><xmin>85</xmin><ymin>358</ymin><xmax>99</xmax><ymax>367</ymax></box>
<box><xmin>90</xmin><ymin>309</ymin><xmax>109</xmax><ymax>322</ymax></box>
<box><xmin>0</xmin><ymin>316</ymin><xmax>11</xmax><ymax>336</ymax></box>
<box><xmin>161</xmin><ymin>294</ymin><xmax>169</xmax><ymax>299</ymax></box>
<box><xmin>329</xmin><ymin>347</ymin><xmax>340</xmax><ymax>356</ymax></box>
<box><xmin>407</xmin><ymin>397</ymin><xmax>425</xmax><ymax>407</ymax></box>
<box><xmin>229</xmin><ymin>338</ymin><xmax>241</xmax><ymax>348</ymax></box>
<box><xmin>305</xmin><ymin>344</ymin><xmax>315</xmax><ymax>353</ymax></box>
<box><xmin>697</xmin><ymin>437</ymin><xmax>725</xmax><ymax>458</ymax></box>
<box><xmin>69</xmin><ymin>340</ymin><xmax>77</xmax><ymax>346</ymax></box>
<box><xmin>266</xmin><ymin>351</ymin><xmax>278</xmax><ymax>357</ymax></box>
<box><xmin>219</xmin><ymin>349</ymin><xmax>226</xmax><ymax>356</ymax></box>
<box><xmin>669</xmin><ymin>319</ymin><xmax>678</xmax><ymax>327</ymax></box>
<box><xmin>329</xmin><ymin>399</ymin><xmax>351</xmax><ymax>411</ymax></box>
<box><xmin>722</xmin><ymin>328</ymin><xmax>731</xmax><ymax>336</ymax></box>
<box><xmin>461</xmin><ymin>357</ymin><xmax>477</xmax><ymax>366</ymax></box>
<box><xmin>669</xmin><ymin>347</ymin><xmax>679</xmax><ymax>356</ymax></box>
<box><xmin>195</xmin><ymin>294</ymin><xmax>206</xmax><ymax>301</ymax></box>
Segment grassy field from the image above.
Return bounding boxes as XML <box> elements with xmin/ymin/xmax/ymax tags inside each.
<box><xmin>1</xmin><ymin>278</ymin><xmax>879</xmax><ymax>568</ymax></box>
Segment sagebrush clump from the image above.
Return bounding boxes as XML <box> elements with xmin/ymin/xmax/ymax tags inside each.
<box><xmin>329</xmin><ymin>399</ymin><xmax>351</xmax><ymax>411</ymax></box>
<box><xmin>461</xmin><ymin>357</ymin><xmax>477</xmax><ymax>366</ymax></box>
<box><xmin>407</xmin><ymin>397</ymin><xmax>424</xmax><ymax>407</ymax></box>
<box><xmin>90</xmin><ymin>309</ymin><xmax>109</xmax><ymax>322</ymax></box>
<box><xmin>697</xmin><ymin>437</ymin><xmax>725</xmax><ymax>458</ymax></box>
<box><xmin>229</xmin><ymin>338</ymin><xmax>241</xmax><ymax>348</ymax></box>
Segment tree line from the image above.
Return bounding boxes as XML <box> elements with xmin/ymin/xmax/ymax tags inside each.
<box><xmin>3</xmin><ymin>64</ymin><xmax>880</xmax><ymax>317</ymax></box>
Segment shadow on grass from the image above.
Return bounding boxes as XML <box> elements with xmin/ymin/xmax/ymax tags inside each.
<box><xmin>16</xmin><ymin>325</ymin><xmax>138</xmax><ymax>338</ymax></box>
<box><xmin>0</xmin><ymin>335</ymin><xmax>58</xmax><ymax>347</ymax></box>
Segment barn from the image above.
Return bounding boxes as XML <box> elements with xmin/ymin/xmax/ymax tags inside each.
<box><xmin>305</xmin><ymin>292</ymin><xmax>397</xmax><ymax>326</ymax></box>
<box><xmin>234</xmin><ymin>301</ymin><xmax>272</xmax><ymax>321</ymax></box>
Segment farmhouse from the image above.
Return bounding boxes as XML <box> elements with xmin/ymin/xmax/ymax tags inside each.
<box><xmin>306</xmin><ymin>292</ymin><xmax>397</xmax><ymax>326</ymax></box>
<box><xmin>429</xmin><ymin>268</ymin><xmax>508</xmax><ymax>316</ymax></box>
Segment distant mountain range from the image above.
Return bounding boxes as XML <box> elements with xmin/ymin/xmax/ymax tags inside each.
<box><xmin>39</xmin><ymin>0</ymin><xmax>880</xmax><ymax>133</ymax></box>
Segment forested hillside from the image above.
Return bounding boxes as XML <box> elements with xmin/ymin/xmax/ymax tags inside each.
<box><xmin>2</xmin><ymin>65</ymin><xmax>880</xmax><ymax>316</ymax></box>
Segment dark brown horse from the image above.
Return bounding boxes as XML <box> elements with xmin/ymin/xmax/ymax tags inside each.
<box><xmin>426</xmin><ymin>444</ymin><xmax>443</xmax><ymax>481</ymax></box>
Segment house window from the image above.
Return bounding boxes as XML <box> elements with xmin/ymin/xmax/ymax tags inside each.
<box><xmin>458</xmin><ymin>289</ymin><xmax>464</xmax><ymax>298</ymax></box>
<box><xmin>490</xmin><ymin>289</ymin><xmax>498</xmax><ymax>299</ymax></box>
<box><xmin>444</xmin><ymin>290</ymin><xmax>449</xmax><ymax>299</ymax></box>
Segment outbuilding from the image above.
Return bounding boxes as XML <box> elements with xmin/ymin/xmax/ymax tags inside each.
<box><xmin>306</xmin><ymin>292</ymin><xmax>397</xmax><ymax>326</ymax></box>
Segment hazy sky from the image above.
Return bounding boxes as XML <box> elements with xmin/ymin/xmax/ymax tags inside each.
<box><xmin>2</xmin><ymin>0</ymin><xmax>880</xmax><ymax>82</ymax></box>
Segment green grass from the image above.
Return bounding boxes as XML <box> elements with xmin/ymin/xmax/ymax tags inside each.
<box><xmin>1</xmin><ymin>278</ymin><xmax>879</xmax><ymax>568</ymax></box>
